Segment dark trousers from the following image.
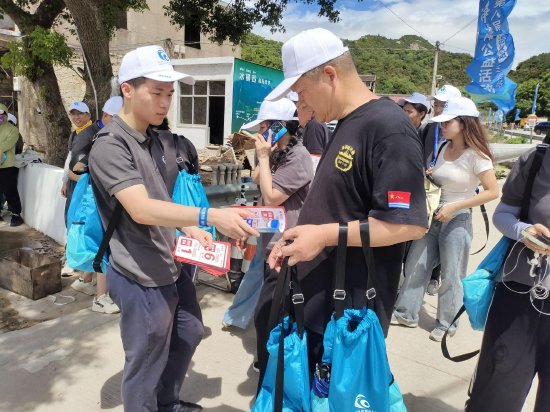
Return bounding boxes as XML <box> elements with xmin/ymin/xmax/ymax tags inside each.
<box><xmin>465</xmin><ymin>282</ymin><xmax>550</xmax><ymax>412</ymax></box>
<box><xmin>107</xmin><ymin>264</ymin><xmax>204</xmax><ymax>412</ymax></box>
<box><xmin>0</xmin><ymin>167</ymin><xmax>21</xmax><ymax>215</ymax></box>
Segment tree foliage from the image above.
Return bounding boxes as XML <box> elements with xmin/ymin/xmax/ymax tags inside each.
<box><xmin>164</xmin><ymin>0</ymin><xmax>341</xmax><ymax>45</ymax></box>
<box><xmin>1</xmin><ymin>27</ymin><xmax>72</xmax><ymax>79</ymax></box>
<box><xmin>241</xmin><ymin>33</ymin><xmax>472</xmax><ymax>95</ymax></box>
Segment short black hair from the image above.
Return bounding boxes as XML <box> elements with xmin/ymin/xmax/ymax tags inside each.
<box><xmin>120</xmin><ymin>76</ymin><xmax>147</xmax><ymax>94</ymax></box>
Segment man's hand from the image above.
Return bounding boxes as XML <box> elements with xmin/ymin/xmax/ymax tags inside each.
<box><xmin>523</xmin><ymin>224</ymin><xmax>550</xmax><ymax>256</ymax></box>
<box><xmin>60</xmin><ymin>181</ymin><xmax>67</xmax><ymax>198</ymax></box>
<box><xmin>181</xmin><ymin>226</ymin><xmax>213</xmax><ymax>248</ymax></box>
<box><xmin>280</xmin><ymin>225</ymin><xmax>328</xmax><ymax>266</ymax></box>
<box><xmin>208</xmin><ymin>208</ymin><xmax>259</xmax><ymax>242</ymax></box>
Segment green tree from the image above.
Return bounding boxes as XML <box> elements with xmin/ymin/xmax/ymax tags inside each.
<box><xmin>0</xmin><ymin>0</ymin><xmax>147</xmax><ymax>166</ymax></box>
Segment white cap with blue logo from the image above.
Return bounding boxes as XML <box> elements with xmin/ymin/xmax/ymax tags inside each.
<box><xmin>118</xmin><ymin>45</ymin><xmax>195</xmax><ymax>85</ymax></box>
<box><xmin>69</xmin><ymin>101</ymin><xmax>90</xmax><ymax>113</ymax></box>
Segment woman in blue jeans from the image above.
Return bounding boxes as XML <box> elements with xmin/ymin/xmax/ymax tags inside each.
<box><xmin>392</xmin><ymin>97</ymin><xmax>499</xmax><ymax>341</ymax></box>
<box><xmin>223</xmin><ymin>97</ymin><xmax>313</xmax><ymax>330</ymax></box>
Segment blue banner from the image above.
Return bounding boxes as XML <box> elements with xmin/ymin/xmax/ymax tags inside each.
<box><xmin>531</xmin><ymin>83</ymin><xmax>539</xmax><ymax>115</ymax></box>
<box><xmin>466</xmin><ymin>0</ymin><xmax>517</xmax><ymax>114</ymax></box>
<box><xmin>514</xmin><ymin>108</ymin><xmax>521</xmax><ymax>122</ymax></box>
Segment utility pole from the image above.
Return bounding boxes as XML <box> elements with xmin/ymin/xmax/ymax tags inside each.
<box><xmin>430</xmin><ymin>41</ymin><xmax>441</xmax><ymax>97</ymax></box>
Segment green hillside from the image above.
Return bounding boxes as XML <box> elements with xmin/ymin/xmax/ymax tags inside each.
<box><xmin>242</xmin><ymin>33</ymin><xmax>550</xmax><ymax>116</ymax></box>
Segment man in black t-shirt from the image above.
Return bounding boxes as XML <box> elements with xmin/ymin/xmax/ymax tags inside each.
<box><xmin>297</xmin><ymin>104</ymin><xmax>328</xmax><ymax>155</ymax></box>
<box><xmin>261</xmin><ymin>28</ymin><xmax>428</xmax><ymax>370</ymax></box>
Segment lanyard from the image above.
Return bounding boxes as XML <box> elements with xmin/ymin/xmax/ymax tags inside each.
<box><xmin>429</xmin><ymin>124</ymin><xmax>445</xmax><ymax>168</ymax></box>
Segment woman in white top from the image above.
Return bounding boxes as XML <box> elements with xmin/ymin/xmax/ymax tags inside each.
<box><xmin>392</xmin><ymin>97</ymin><xmax>499</xmax><ymax>341</ymax></box>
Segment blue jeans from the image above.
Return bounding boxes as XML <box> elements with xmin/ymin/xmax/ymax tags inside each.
<box><xmin>223</xmin><ymin>237</ymin><xmax>265</xmax><ymax>329</ymax></box>
<box><xmin>394</xmin><ymin>210</ymin><xmax>472</xmax><ymax>332</ymax></box>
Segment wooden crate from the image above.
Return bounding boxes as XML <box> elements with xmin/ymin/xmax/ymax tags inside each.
<box><xmin>0</xmin><ymin>249</ymin><xmax>62</xmax><ymax>300</ymax></box>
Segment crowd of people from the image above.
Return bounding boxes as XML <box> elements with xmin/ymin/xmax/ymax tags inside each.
<box><xmin>3</xmin><ymin>24</ymin><xmax>549</xmax><ymax>412</ymax></box>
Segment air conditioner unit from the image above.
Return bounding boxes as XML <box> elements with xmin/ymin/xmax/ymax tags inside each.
<box><xmin>13</xmin><ymin>76</ymin><xmax>21</xmax><ymax>92</ymax></box>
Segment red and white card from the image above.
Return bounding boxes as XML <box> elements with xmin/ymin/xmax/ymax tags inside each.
<box><xmin>173</xmin><ymin>236</ymin><xmax>231</xmax><ymax>276</ymax></box>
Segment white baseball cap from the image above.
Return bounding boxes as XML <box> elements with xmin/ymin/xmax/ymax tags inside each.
<box><xmin>431</xmin><ymin>84</ymin><xmax>462</xmax><ymax>102</ymax></box>
<box><xmin>403</xmin><ymin>92</ymin><xmax>430</xmax><ymax>112</ymax></box>
<box><xmin>102</xmin><ymin>96</ymin><xmax>123</xmax><ymax>116</ymax></box>
<box><xmin>118</xmin><ymin>45</ymin><xmax>195</xmax><ymax>85</ymax></box>
<box><xmin>69</xmin><ymin>101</ymin><xmax>90</xmax><ymax>113</ymax></box>
<box><xmin>8</xmin><ymin>113</ymin><xmax>17</xmax><ymax>125</ymax></box>
<box><xmin>241</xmin><ymin>98</ymin><xmax>298</xmax><ymax>131</ymax></box>
<box><xmin>265</xmin><ymin>28</ymin><xmax>349</xmax><ymax>101</ymax></box>
<box><xmin>431</xmin><ymin>97</ymin><xmax>480</xmax><ymax>123</ymax></box>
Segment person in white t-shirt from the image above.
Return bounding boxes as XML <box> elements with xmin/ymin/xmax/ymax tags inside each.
<box><xmin>392</xmin><ymin>97</ymin><xmax>499</xmax><ymax>341</ymax></box>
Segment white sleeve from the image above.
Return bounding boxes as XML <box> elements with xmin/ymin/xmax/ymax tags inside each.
<box><xmin>473</xmin><ymin>152</ymin><xmax>493</xmax><ymax>175</ymax></box>
<box><xmin>62</xmin><ymin>151</ymin><xmax>71</xmax><ymax>183</ymax></box>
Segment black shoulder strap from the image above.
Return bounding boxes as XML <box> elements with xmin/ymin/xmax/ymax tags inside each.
<box><xmin>359</xmin><ymin>220</ymin><xmax>377</xmax><ymax>308</ymax></box>
<box><xmin>93</xmin><ymin>200</ymin><xmax>123</xmax><ymax>273</ymax></box>
<box><xmin>442</xmin><ymin>144</ymin><xmax>549</xmax><ymax>362</ymax></box>
<box><xmin>333</xmin><ymin>224</ymin><xmax>348</xmax><ymax>319</ymax></box>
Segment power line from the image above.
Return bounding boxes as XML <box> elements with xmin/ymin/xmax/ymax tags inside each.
<box><xmin>441</xmin><ymin>16</ymin><xmax>477</xmax><ymax>45</ymax></box>
<box><xmin>373</xmin><ymin>0</ymin><xmax>433</xmax><ymax>44</ymax></box>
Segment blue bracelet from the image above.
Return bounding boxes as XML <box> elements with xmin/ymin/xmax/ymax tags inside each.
<box><xmin>199</xmin><ymin>207</ymin><xmax>209</xmax><ymax>227</ymax></box>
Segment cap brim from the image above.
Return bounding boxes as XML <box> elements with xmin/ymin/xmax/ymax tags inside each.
<box><xmin>431</xmin><ymin>114</ymin><xmax>457</xmax><ymax>122</ymax></box>
<box><xmin>144</xmin><ymin>71</ymin><xmax>195</xmax><ymax>85</ymax></box>
<box><xmin>430</xmin><ymin>95</ymin><xmax>450</xmax><ymax>102</ymax></box>
<box><xmin>265</xmin><ymin>75</ymin><xmax>301</xmax><ymax>101</ymax></box>
<box><xmin>240</xmin><ymin>118</ymin><xmax>263</xmax><ymax>131</ymax></box>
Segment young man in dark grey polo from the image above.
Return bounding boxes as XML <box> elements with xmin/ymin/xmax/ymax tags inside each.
<box><xmin>89</xmin><ymin>45</ymin><xmax>258</xmax><ymax>412</ymax></box>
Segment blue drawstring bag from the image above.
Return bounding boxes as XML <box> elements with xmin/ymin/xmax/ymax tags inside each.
<box><xmin>252</xmin><ymin>259</ymin><xmax>311</xmax><ymax>412</ymax></box>
<box><xmin>311</xmin><ymin>223</ymin><xmax>406</xmax><ymax>412</ymax></box>
<box><xmin>325</xmin><ymin>308</ymin><xmax>391</xmax><ymax>412</ymax></box>
<box><xmin>66</xmin><ymin>174</ymin><xmax>107</xmax><ymax>272</ymax></box>
<box><xmin>172</xmin><ymin>169</ymin><xmax>216</xmax><ymax>239</ymax></box>
<box><xmin>463</xmin><ymin>236</ymin><xmax>513</xmax><ymax>331</ymax></box>
<box><xmin>66</xmin><ymin>173</ymin><xmax>122</xmax><ymax>273</ymax></box>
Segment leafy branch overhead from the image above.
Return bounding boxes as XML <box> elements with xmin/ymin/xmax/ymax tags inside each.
<box><xmin>164</xmin><ymin>0</ymin><xmax>342</xmax><ymax>45</ymax></box>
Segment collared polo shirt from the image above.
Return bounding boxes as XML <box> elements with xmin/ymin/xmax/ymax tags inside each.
<box><xmin>89</xmin><ymin>115</ymin><xmax>178</xmax><ymax>287</ymax></box>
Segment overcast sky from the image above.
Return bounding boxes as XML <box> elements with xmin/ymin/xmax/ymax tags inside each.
<box><xmin>251</xmin><ymin>0</ymin><xmax>549</xmax><ymax>67</ymax></box>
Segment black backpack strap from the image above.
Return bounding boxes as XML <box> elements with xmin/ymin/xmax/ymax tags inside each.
<box><xmin>470</xmin><ymin>200</ymin><xmax>490</xmax><ymax>256</ymax></box>
<box><xmin>93</xmin><ymin>201</ymin><xmax>123</xmax><ymax>273</ymax></box>
<box><xmin>290</xmin><ymin>266</ymin><xmax>305</xmax><ymax>337</ymax></box>
<box><xmin>359</xmin><ymin>220</ymin><xmax>377</xmax><ymax>308</ymax></box>
<box><xmin>441</xmin><ymin>306</ymin><xmax>479</xmax><ymax>362</ymax></box>
<box><xmin>267</xmin><ymin>257</ymin><xmax>291</xmax><ymax>332</ymax></box>
<box><xmin>333</xmin><ymin>224</ymin><xmax>348</xmax><ymax>319</ymax></box>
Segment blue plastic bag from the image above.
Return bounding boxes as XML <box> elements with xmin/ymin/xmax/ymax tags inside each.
<box><xmin>252</xmin><ymin>316</ymin><xmax>311</xmax><ymax>412</ymax></box>
<box><xmin>172</xmin><ymin>169</ymin><xmax>215</xmax><ymax>238</ymax></box>
<box><xmin>66</xmin><ymin>174</ymin><xmax>109</xmax><ymax>273</ymax></box>
<box><xmin>462</xmin><ymin>236</ymin><xmax>512</xmax><ymax>330</ymax></box>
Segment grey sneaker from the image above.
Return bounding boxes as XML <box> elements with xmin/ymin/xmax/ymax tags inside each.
<box><xmin>92</xmin><ymin>294</ymin><xmax>120</xmax><ymax>314</ymax></box>
<box><xmin>390</xmin><ymin>313</ymin><xmax>418</xmax><ymax>328</ymax></box>
<box><xmin>429</xmin><ymin>327</ymin><xmax>455</xmax><ymax>342</ymax></box>
<box><xmin>71</xmin><ymin>277</ymin><xmax>96</xmax><ymax>296</ymax></box>
<box><xmin>427</xmin><ymin>279</ymin><xmax>441</xmax><ymax>296</ymax></box>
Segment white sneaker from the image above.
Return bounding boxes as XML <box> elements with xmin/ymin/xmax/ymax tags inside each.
<box><xmin>61</xmin><ymin>263</ymin><xmax>75</xmax><ymax>277</ymax></box>
<box><xmin>71</xmin><ymin>277</ymin><xmax>96</xmax><ymax>296</ymax></box>
<box><xmin>92</xmin><ymin>294</ymin><xmax>120</xmax><ymax>314</ymax></box>
<box><xmin>426</xmin><ymin>279</ymin><xmax>441</xmax><ymax>296</ymax></box>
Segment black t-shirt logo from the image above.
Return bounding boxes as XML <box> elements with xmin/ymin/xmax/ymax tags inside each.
<box><xmin>335</xmin><ymin>144</ymin><xmax>356</xmax><ymax>172</ymax></box>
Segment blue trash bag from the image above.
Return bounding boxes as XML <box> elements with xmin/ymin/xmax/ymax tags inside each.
<box><xmin>462</xmin><ymin>236</ymin><xmax>512</xmax><ymax>330</ymax></box>
<box><xmin>323</xmin><ymin>308</ymin><xmax>392</xmax><ymax>412</ymax></box>
<box><xmin>172</xmin><ymin>169</ymin><xmax>216</xmax><ymax>239</ymax></box>
<box><xmin>252</xmin><ymin>316</ymin><xmax>311</xmax><ymax>412</ymax></box>
<box><xmin>66</xmin><ymin>174</ymin><xmax>108</xmax><ymax>273</ymax></box>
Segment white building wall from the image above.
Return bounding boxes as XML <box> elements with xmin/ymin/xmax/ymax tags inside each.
<box><xmin>171</xmin><ymin>57</ymin><xmax>235</xmax><ymax>149</ymax></box>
